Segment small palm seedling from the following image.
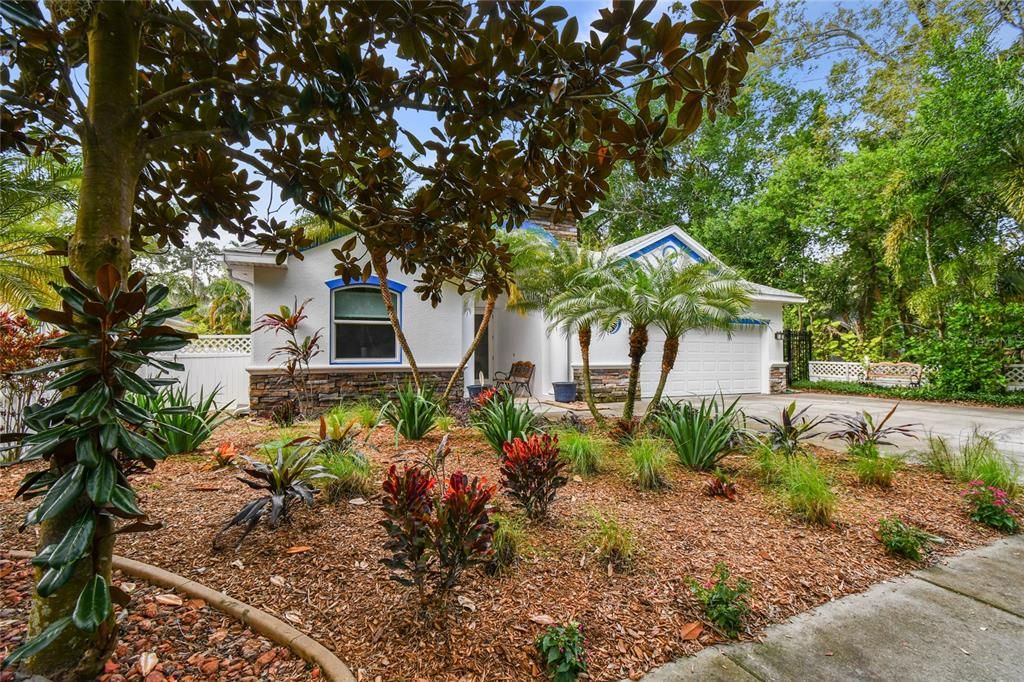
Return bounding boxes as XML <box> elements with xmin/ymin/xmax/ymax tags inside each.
<box><xmin>216</xmin><ymin>446</ymin><xmax>331</xmax><ymax>548</ymax></box>
<box><xmin>473</xmin><ymin>390</ymin><xmax>540</xmax><ymax>453</ymax></box>
<box><xmin>827</xmin><ymin>403</ymin><xmax>917</xmax><ymax>451</ymax></box>
<box><xmin>383</xmin><ymin>383</ymin><xmax>441</xmax><ymax>441</ymax></box>
<box><xmin>627</xmin><ymin>438</ymin><xmax>669</xmax><ymax>490</ymax></box>
<box><xmin>655</xmin><ymin>394</ymin><xmax>740</xmax><ymax>471</ymax></box>
<box><xmin>748</xmin><ymin>401</ymin><xmax>829</xmax><ymax>456</ymax></box>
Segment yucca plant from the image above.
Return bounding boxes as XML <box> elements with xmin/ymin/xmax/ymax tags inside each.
<box><xmin>472</xmin><ymin>391</ymin><xmax>539</xmax><ymax>453</ymax></box>
<box><xmin>128</xmin><ymin>383</ymin><xmax>231</xmax><ymax>454</ymax></box>
<box><xmin>383</xmin><ymin>383</ymin><xmax>440</xmax><ymax>441</ymax></box>
<box><xmin>655</xmin><ymin>394</ymin><xmax>740</xmax><ymax>471</ymax></box>
<box><xmin>216</xmin><ymin>445</ymin><xmax>331</xmax><ymax>547</ymax></box>
<box><xmin>748</xmin><ymin>401</ymin><xmax>829</xmax><ymax>456</ymax></box>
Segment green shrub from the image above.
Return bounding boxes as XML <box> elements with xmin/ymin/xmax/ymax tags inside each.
<box><xmin>434</xmin><ymin>413</ymin><xmax>456</xmax><ymax>432</ymax></box>
<box><xmin>556</xmin><ymin>429</ymin><xmax>605</xmax><ymax>475</ymax></box>
<box><xmin>920</xmin><ymin>431</ymin><xmax>1019</xmax><ymax>498</ymax></box>
<box><xmin>489</xmin><ymin>512</ymin><xmax>529</xmax><ymax>573</ymax></box>
<box><xmin>790</xmin><ymin>380</ymin><xmax>1024</xmax><ymax>408</ymax></box>
<box><xmin>689</xmin><ymin>562</ymin><xmax>751</xmax><ymax>638</ymax></box>
<box><xmin>382</xmin><ymin>383</ymin><xmax>440</xmax><ymax>441</ymax></box>
<box><xmin>854</xmin><ymin>454</ymin><xmax>900</xmax><ymax>488</ymax></box>
<box><xmin>655</xmin><ymin>394</ymin><xmax>740</xmax><ymax>471</ymax></box>
<box><xmin>472</xmin><ymin>391</ymin><xmax>539</xmax><ymax>453</ymax></box>
<box><xmin>587</xmin><ymin>513</ymin><xmax>637</xmax><ymax>569</ymax></box>
<box><xmin>536</xmin><ymin>621</ymin><xmax>587</xmax><ymax>681</ymax></box>
<box><xmin>962</xmin><ymin>481</ymin><xmax>1020</xmax><ymax>533</ymax></box>
<box><xmin>627</xmin><ymin>438</ymin><xmax>669</xmax><ymax>490</ymax></box>
<box><xmin>878</xmin><ymin>517</ymin><xmax>935</xmax><ymax>561</ymax></box>
<box><xmin>781</xmin><ymin>457</ymin><xmax>836</xmax><ymax>525</ymax></box>
<box><xmin>129</xmin><ymin>383</ymin><xmax>231</xmax><ymax>454</ymax></box>
<box><xmin>316</xmin><ymin>451</ymin><xmax>374</xmax><ymax>502</ymax></box>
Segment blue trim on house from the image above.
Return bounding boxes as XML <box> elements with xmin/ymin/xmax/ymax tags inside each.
<box><xmin>325</xmin><ymin>277</ymin><xmax>404</xmax><ymax>365</ymax></box>
<box><xmin>627</xmin><ymin>234</ymin><xmax>705</xmax><ymax>263</ymax></box>
<box><xmin>731</xmin><ymin>318</ymin><xmax>768</xmax><ymax>326</ymax></box>
<box><xmin>324</xmin><ymin>275</ymin><xmax>407</xmax><ymax>293</ymax></box>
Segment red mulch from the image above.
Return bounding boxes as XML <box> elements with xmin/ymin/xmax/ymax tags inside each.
<box><xmin>0</xmin><ymin>419</ymin><xmax>1002</xmax><ymax>681</ymax></box>
<box><xmin>0</xmin><ymin>559</ymin><xmax>315</xmax><ymax>681</ymax></box>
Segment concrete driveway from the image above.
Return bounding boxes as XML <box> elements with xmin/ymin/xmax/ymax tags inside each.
<box><xmin>538</xmin><ymin>391</ymin><xmax>1024</xmax><ymax>465</ymax></box>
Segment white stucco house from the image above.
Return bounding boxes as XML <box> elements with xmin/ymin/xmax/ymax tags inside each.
<box><xmin>224</xmin><ymin>209</ymin><xmax>805</xmax><ymax>412</ymax></box>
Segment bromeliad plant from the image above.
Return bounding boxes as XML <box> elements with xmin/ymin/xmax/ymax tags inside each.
<box><xmin>500</xmin><ymin>434</ymin><xmax>568</xmax><ymax>521</ymax></box>
<box><xmin>826</xmin><ymin>403</ymin><xmax>918</xmax><ymax>452</ymax></box>
<box><xmin>1</xmin><ymin>266</ymin><xmax>193</xmax><ymax>671</ymax></box>
<box><xmin>216</xmin><ymin>445</ymin><xmax>330</xmax><ymax>548</ymax></box>
<box><xmin>655</xmin><ymin>394</ymin><xmax>741</xmax><ymax>471</ymax></box>
<box><xmin>748</xmin><ymin>401</ymin><xmax>830</xmax><ymax>456</ymax></box>
<box><xmin>379</xmin><ymin>464</ymin><xmax>496</xmax><ymax>599</ymax></box>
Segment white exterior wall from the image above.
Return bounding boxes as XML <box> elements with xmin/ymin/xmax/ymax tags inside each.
<box><xmin>247</xmin><ymin>242</ymin><xmax>464</xmax><ymax>370</ymax></box>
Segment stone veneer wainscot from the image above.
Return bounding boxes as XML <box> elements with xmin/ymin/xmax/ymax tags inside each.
<box><xmin>249</xmin><ymin>367</ymin><xmax>461</xmax><ymax>412</ymax></box>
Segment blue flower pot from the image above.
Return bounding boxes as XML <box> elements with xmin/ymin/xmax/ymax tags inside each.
<box><xmin>552</xmin><ymin>382</ymin><xmax>577</xmax><ymax>403</ymax></box>
<box><xmin>467</xmin><ymin>384</ymin><xmax>484</xmax><ymax>399</ymax></box>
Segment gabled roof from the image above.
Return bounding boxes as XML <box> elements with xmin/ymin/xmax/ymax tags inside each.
<box><xmin>602</xmin><ymin>225</ymin><xmax>806</xmax><ymax>304</ymax></box>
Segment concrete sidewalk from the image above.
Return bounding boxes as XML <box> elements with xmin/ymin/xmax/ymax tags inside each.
<box><xmin>640</xmin><ymin>536</ymin><xmax>1024</xmax><ymax>681</ymax></box>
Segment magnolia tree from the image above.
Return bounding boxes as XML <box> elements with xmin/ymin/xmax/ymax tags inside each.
<box><xmin>0</xmin><ymin>0</ymin><xmax>769</xmax><ymax>677</ymax></box>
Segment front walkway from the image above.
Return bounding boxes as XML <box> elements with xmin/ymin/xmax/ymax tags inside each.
<box><xmin>639</xmin><ymin>535</ymin><xmax>1024</xmax><ymax>681</ymax></box>
<box><xmin>534</xmin><ymin>391</ymin><xmax>1024</xmax><ymax>465</ymax></box>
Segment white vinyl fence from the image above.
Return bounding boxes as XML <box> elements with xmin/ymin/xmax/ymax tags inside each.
<box><xmin>808</xmin><ymin>361</ymin><xmax>1024</xmax><ymax>392</ymax></box>
<box><xmin>145</xmin><ymin>335</ymin><xmax>252</xmax><ymax>409</ymax></box>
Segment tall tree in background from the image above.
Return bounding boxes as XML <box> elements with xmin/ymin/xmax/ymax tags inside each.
<box><xmin>0</xmin><ymin>1</ymin><xmax>770</xmax><ymax>677</ymax></box>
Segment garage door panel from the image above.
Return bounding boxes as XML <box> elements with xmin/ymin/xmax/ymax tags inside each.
<box><xmin>640</xmin><ymin>327</ymin><xmax>763</xmax><ymax>398</ymax></box>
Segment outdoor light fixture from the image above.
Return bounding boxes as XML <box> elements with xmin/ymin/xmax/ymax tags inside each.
<box><xmin>774</xmin><ymin>331</ymin><xmax>785</xmax><ymax>341</ymax></box>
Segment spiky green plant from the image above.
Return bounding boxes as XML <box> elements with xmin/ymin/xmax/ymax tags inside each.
<box><xmin>128</xmin><ymin>383</ymin><xmax>232</xmax><ymax>454</ymax></box>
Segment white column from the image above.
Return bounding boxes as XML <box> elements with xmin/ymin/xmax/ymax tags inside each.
<box><xmin>461</xmin><ymin>297</ymin><xmax>475</xmax><ymax>396</ymax></box>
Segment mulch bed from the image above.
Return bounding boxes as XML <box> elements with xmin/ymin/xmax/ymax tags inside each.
<box><xmin>0</xmin><ymin>559</ymin><xmax>316</xmax><ymax>681</ymax></box>
<box><xmin>0</xmin><ymin>418</ymin><xmax>1002</xmax><ymax>681</ymax></box>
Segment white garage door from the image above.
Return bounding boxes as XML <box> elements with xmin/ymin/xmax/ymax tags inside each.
<box><xmin>640</xmin><ymin>326</ymin><xmax>763</xmax><ymax>397</ymax></box>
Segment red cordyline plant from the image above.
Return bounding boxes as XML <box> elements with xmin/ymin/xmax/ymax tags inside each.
<box><xmin>254</xmin><ymin>297</ymin><xmax>322</xmax><ymax>417</ymax></box>
<box><xmin>500</xmin><ymin>434</ymin><xmax>568</xmax><ymax>521</ymax></box>
<box><xmin>379</xmin><ymin>464</ymin><xmax>495</xmax><ymax>600</ymax></box>
<box><xmin>0</xmin><ymin>312</ymin><xmax>61</xmax><ymax>453</ymax></box>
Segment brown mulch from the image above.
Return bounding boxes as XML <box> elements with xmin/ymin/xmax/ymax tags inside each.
<box><xmin>0</xmin><ymin>559</ymin><xmax>316</xmax><ymax>681</ymax></box>
<box><xmin>0</xmin><ymin>419</ymin><xmax>1001</xmax><ymax>682</ymax></box>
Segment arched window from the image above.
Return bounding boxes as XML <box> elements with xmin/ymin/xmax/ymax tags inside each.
<box><xmin>331</xmin><ymin>286</ymin><xmax>397</xmax><ymax>362</ymax></box>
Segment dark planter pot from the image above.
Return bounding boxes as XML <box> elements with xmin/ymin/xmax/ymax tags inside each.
<box><xmin>552</xmin><ymin>381</ymin><xmax>578</xmax><ymax>403</ymax></box>
<box><xmin>467</xmin><ymin>384</ymin><xmax>484</xmax><ymax>399</ymax></box>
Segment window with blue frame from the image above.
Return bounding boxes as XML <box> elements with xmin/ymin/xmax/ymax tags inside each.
<box><xmin>332</xmin><ymin>286</ymin><xmax>397</xmax><ymax>361</ymax></box>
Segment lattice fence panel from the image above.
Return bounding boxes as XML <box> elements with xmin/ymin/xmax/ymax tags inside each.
<box><xmin>175</xmin><ymin>335</ymin><xmax>252</xmax><ymax>355</ymax></box>
<box><xmin>1006</xmin><ymin>364</ymin><xmax>1024</xmax><ymax>392</ymax></box>
<box><xmin>808</xmin><ymin>361</ymin><xmax>865</xmax><ymax>383</ymax></box>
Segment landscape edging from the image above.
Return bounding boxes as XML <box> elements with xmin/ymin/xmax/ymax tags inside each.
<box><xmin>4</xmin><ymin>549</ymin><xmax>355</xmax><ymax>682</ymax></box>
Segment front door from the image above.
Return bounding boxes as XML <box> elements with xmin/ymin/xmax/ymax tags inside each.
<box><xmin>473</xmin><ymin>313</ymin><xmax>490</xmax><ymax>383</ymax></box>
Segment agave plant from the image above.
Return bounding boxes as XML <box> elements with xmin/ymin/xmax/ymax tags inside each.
<box><xmin>747</xmin><ymin>401</ymin><xmax>830</xmax><ymax>456</ymax></box>
<box><xmin>216</xmin><ymin>445</ymin><xmax>331</xmax><ymax>548</ymax></box>
<box><xmin>826</xmin><ymin>404</ymin><xmax>918</xmax><ymax>449</ymax></box>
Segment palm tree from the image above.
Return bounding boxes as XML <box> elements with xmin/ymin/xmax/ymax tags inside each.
<box><xmin>0</xmin><ymin>155</ymin><xmax>80</xmax><ymax>309</ymax></box>
<box><xmin>590</xmin><ymin>258</ymin><xmax>662</xmax><ymax>422</ymax></box>
<box><xmin>509</xmin><ymin>233</ymin><xmax>610</xmax><ymax>424</ymax></box>
<box><xmin>640</xmin><ymin>258</ymin><xmax>752</xmax><ymax>426</ymax></box>
<box><xmin>206</xmin><ymin>277</ymin><xmax>251</xmax><ymax>333</ymax></box>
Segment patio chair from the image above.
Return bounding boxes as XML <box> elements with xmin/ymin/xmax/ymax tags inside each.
<box><xmin>494</xmin><ymin>361</ymin><xmax>535</xmax><ymax>397</ymax></box>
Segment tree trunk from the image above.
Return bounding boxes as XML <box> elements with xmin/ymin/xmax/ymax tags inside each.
<box><xmin>26</xmin><ymin>3</ymin><xmax>143</xmax><ymax>679</ymax></box>
<box><xmin>622</xmin><ymin>325</ymin><xmax>648</xmax><ymax>421</ymax></box>
<box><xmin>641</xmin><ymin>334</ymin><xmax>679</xmax><ymax>427</ymax></box>
<box><xmin>442</xmin><ymin>294</ymin><xmax>495</xmax><ymax>403</ymax></box>
<box><xmin>370</xmin><ymin>249</ymin><xmax>421</xmax><ymax>391</ymax></box>
<box><xmin>577</xmin><ymin>326</ymin><xmax>604</xmax><ymax>425</ymax></box>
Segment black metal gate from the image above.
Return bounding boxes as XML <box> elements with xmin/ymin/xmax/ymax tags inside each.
<box><xmin>783</xmin><ymin>330</ymin><xmax>812</xmax><ymax>384</ymax></box>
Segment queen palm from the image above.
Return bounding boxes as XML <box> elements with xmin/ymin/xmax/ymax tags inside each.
<box><xmin>640</xmin><ymin>259</ymin><xmax>752</xmax><ymax>426</ymax></box>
